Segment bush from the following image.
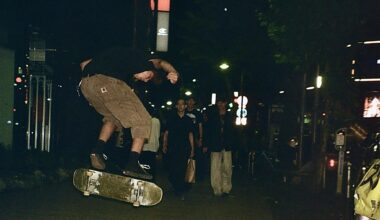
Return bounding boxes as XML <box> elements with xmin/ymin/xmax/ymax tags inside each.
<box><xmin>0</xmin><ymin>143</ymin><xmax>73</xmax><ymax>192</ymax></box>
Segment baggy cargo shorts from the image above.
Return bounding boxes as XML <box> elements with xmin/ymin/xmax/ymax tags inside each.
<box><xmin>80</xmin><ymin>74</ymin><xmax>151</xmax><ymax>139</ymax></box>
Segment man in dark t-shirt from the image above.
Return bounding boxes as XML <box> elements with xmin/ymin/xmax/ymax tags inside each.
<box><xmin>80</xmin><ymin>46</ymin><xmax>179</xmax><ymax>180</ymax></box>
<box><xmin>163</xmin><ymin>98</ymin><xmax>195</xmax><ymax>199</ymax></box>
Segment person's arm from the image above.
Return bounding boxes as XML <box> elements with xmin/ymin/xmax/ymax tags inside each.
<box><xmin>150</xmin><ymin>59</ymin><xmax>179</xmax><ymax>84</ymax></box>
<box><xmin>162</xmin><ymin>130</ymin><xmax>169</xmax><ymax>154</ymax></box>
<box><xmin>198</xmin><ymin>122</ymin><xmax>203</xmax><ymax>147</ymax></box>
<box><xmin>189</xmin><ymin>132</ymin><xmax>195</xmax><ymax>158</ymax></box>
<box><xmin>80</xmin><ymin>59</ymin><xmax>92</xmax><ymax>71</ymax></box>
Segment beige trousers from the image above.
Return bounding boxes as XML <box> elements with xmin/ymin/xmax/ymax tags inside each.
<box><xmin>80</xmin><ymin>74</ymin><xmax>151</xmax><ymax>139</ymax></box>
<box><xmin>210</xmin><ymin>150</ymin><xmax>232</xmax><ymax>195</ymax></box>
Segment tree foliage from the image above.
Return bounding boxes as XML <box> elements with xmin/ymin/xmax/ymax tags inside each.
<box><xmin>256</xmin><ymin>0</ymin><xmax>362</xmax><ymax>69</ymax></box>
<box><xmin>173</xmin><ymin>0</ymin><xmax>288</xmax><ymax>100</ymax></box>
<box><xmin>256</xmin><ymin>0</ymin><xmax>378</xmax><ymax>191</ymax></box>
<box><xmin>256</xmin><ymin>0</ymin><xmax>370</xmax><ymax>127</ymax></box>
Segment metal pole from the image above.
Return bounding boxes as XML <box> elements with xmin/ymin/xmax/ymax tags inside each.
<box><xmin>346</xmin><ymin>162</ymin><xmax>351</xmax><ymax>198</ymax></box>
<box><xmin>133</xmin><ymin>0</ymin><xmax>138</xmax><ymax>48</ymax></box>
<box><xmin>336</xmin><ymin>128</ymin><xmax>346</xmax><ymax>194</ymax></box>
<box><xmin>27</xmin><ymin>75</ymin><xmax>33</xmax><ymax>150</ymax></box>
<box><xmin>322</xmin><ymin>155</ymin><xmax>326</xmax><ymax>189</ymax></box>
<box><xmin>240</xmin><ymin>72</ymin><xmax>244</xmax><ymax>119</ymax></box>
<box><xmin>299</xmin><ymin>72</ymin><xmax>307</xmax><ymax>168</ymax></box>
<box><xmin>312</xmin><ymin>66</ymin><xmax>320</xmax><ymax>146</ymax></box>
<box><xmin>41</xmin><ymin>76</ymin><xmax>46</xmax><ymax>151</ymax></box>
<box><xmin>34</xmin><ymin>76</ymin><xmax>39</xmax><ymax>149</ymax></box>
<box><xmin>336</xmin><ymin>147</ymin><xmax>345</xmax><ymax>194</ymax></box>
<box><xmin>47</xmin><ymin>80</ymin><xmax>52</xmax><ymax>152</ymax></box>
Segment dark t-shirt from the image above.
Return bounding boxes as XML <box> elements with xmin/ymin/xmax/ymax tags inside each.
<box><xmin>83</xmin><ymin>47</ymin><xmax>155</xmax><ymax>84</ymax></box>
<box><xmin>165</xmin><ymin>113</ymin><xmax>193</xmax><ymax>153</ymax></box>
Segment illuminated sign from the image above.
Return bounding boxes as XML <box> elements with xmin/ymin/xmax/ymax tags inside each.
<box><xmin>234</xmin><ymin>95</ymin><xmax>248</xmax><ymax>126</ymax></box>
<box><xmin>152</xmin><ymin>0</ymin><xmax>171</xmax><ymax>52</ymax></box>
<box><xmin>211</xmin><ymin>93</ymin><xmax>216</xmax><ymax>105</ymax></box>
<box><xmin>151</xmin><ymin>0</ymin><xmax>171</xmax><ymax>12</ymax></box>
<box><xmin>158</xmin><ymin>28</ymin><xmax>168</xmax><ymax>36</ymax></box>
<box><xmin>156</xmin><ymin>12</ymin><xmax>169</xmax><ymax>52</ymax></box>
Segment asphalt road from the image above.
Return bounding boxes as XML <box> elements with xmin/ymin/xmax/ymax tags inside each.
<box><xmin>0</xmin><ymin>166</ymin><xmax>274</xmax><ymax>220</ymax></box>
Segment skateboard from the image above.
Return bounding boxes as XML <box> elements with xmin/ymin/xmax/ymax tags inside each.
<box><xmin>73</xmin><ymin>168</ymin><xmax>163</xmax><ymax>207</ymax></box>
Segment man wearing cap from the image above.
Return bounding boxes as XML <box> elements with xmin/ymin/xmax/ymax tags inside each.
<box><xmin>79</xmin><ymin>46</ymin><xmax>178</xmax><ymax>180</ymax></box>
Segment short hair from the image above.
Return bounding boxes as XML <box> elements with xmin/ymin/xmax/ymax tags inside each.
<box><xmin>177</xmin><ymin>96</ymin><xmax>186</xmax><ymax>102</ymax></box>
<box><xmin>186</xmin><ymin>96</ymin><xmax>196</xmax><ymax>101</ymax></box>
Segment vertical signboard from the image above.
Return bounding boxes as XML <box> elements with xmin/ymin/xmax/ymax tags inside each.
<box><xmin>154</xmin><ymin>0</ymin><xmax>170</xmax><ymax>52</ymax></box>
<box><xmin>156</xmin><ymin>12</ymin><xmax>169</xmax><ymax>52</ymax></box>
<box><xmin>234</xmin><ymin>95</ymin><xmax>248</xmax><ymax>126</ymax></box>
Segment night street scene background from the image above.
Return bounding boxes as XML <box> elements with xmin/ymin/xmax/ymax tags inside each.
<box><xmin>0</xmin><ymin>0</ymin><xmax>380</xmax><ymax>219</ymax></box>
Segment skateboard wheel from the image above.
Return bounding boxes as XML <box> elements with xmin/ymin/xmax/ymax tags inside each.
<box><xmin>131</xmin><ymin>190</ymin><xmax>137</xmax><ymax>201</ymax></box>
<box><xmin>83</xmin><ymin>191</ymin><xmax>90</xmax><ymax>196</ymax></box>
<box><xmin>133</xmin><ymin>201</ymin><xmax>140</xmax><ymax>207</ymax></box>
<box><xmin>86</xmin><ymin>171</ymin><xmax>93</xmax><ymax>176</ymax></box>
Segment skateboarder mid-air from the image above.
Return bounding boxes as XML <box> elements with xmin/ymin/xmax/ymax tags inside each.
<box><xmin>79</xmin><ymin>46</ymin><xmax>179</xmax><ymax>180</ymax></box>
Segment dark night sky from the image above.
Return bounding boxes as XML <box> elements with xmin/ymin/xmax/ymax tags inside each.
<box><xmin>3</xmin><ymin>0</ymin><xmax>380</xmax><ymax>106</ymax></box>
<box><xmin>0</xmin><ymin>0</ymin><xmax>380</xmax><ymax>151</ymax></box>
<box><xmin>9</xmin><ymin>1</ymin><xmax>188</xmax><ymax>104</ymax></box>
<box><xmin>22</xmin><ymin>1</ymin><xmax>137</xmax><ymax>55</ymax></box>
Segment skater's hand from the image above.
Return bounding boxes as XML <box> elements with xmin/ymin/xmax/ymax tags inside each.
<box><xmin>150</xmin><ymin>59</ymin><xmax>179</xmax><ymax>84</ymax></box>
<box><xmin>134</xmin><ymin>71</ymin><xmax>154</xmax><ymax>82</ymax></box>
<box><xmin>166</xmin><ymin>72</ymin><xmax>179</xmax><ymax>84</ymax></box>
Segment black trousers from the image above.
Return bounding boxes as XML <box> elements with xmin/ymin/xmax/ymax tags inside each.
<box><xmin>195</xmin><ymin>146</ymin><xmax>207</xmax><ymax>180</ymax></box>
<box><xmin>167</xmin><ymin>149</ymin><xmax>189</xmax><ymax>193</ymax></box>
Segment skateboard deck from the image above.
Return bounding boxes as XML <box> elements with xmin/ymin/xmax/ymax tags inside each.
<box><xmin>73</xmin><ymin>168</ymin><xmax>163</xmax><ymax>207</ymax></box>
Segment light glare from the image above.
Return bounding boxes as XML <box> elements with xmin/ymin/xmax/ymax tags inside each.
<box><xmin>316</xmin><ymin>76</ymin><xmax>322</xmax><ymax>88</ymax></box>
<box><xmin>219</xmin><ymin>63</ymin><xmax>229</xmax><ymax>70</ymax></box>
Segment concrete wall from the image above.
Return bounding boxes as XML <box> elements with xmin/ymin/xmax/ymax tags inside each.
<box><xmin>0</xmin><ymin>47</ymin><xmax>15</xmax><ymax>148</ymax></box>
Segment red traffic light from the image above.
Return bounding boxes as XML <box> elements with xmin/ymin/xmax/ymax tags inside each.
<box><xmin>15</xmin><ymin>76</ymin><xmax>22</xmax><ymax>83</ymax></box>
<box><xmin>328</xmin><ymin>159</ymin><xmax>336</xmax><ymax>168</ymax></box>
<box><xmin>326</xmin><ymin>153</ymin><xmax>338</xmax><ymax>170</ymax></box>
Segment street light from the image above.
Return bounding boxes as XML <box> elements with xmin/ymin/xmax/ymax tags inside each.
<box><xmin>219</xmin><ymin>63</ymin><xmax>229</xmax><ymax>70</ymax></box>
<box><xmin>185</xmin><ymin>90</ymin><xmax>192</xmax><ymax>96</ymax></box>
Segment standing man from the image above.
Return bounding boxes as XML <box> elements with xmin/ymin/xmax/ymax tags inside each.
<box><xmin>185</xmin><ymin>97</ymin><xmax>205</xmax><ymax>180</ymax></box>
<box><xmin>163</xmin><ymin>98</ymin><xmax>195</xmax><ymax>199</ymax></box>
<box><xmin>79</xmin><ymin>46</ymin><xmax>178</xmax><ymax>180</ymax></box>
<box><xmin>204</xmin><ymin>96</ymin><xmax>234</xmax><ymax>196</ymax></box>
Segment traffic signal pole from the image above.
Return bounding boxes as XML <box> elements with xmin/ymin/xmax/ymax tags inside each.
<box><xmin>335</xmin><ymin>128</ymin><xmax>346</xmax><ymax>194</ymax></box>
